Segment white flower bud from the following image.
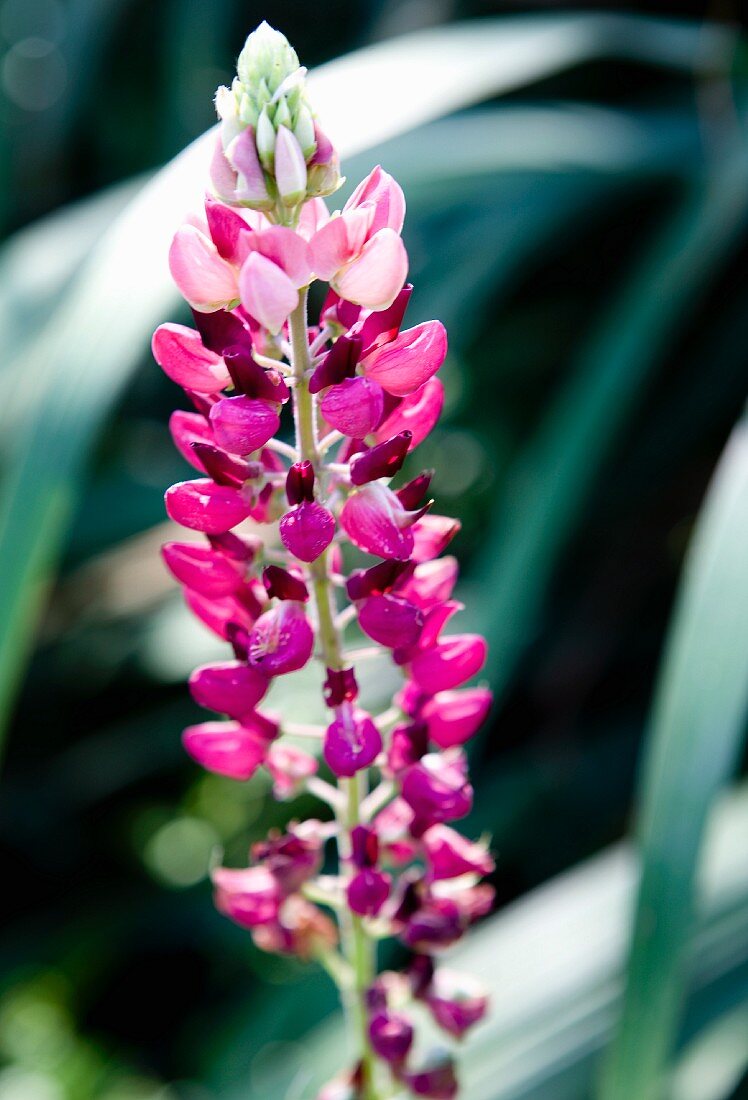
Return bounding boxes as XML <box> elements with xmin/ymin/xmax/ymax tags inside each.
<box><xmin>256</xmin><ymin>106</ymin><xmax>276</xmax><ymax>170</ymax></box>
<box><xmin>274</xmin><ymin>126</ymin><xmax>307</xmax><ymax>206</ymax></box>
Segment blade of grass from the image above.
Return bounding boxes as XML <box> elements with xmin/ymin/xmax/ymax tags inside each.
<box><xmin>598</xmin><ymin>410</ymin><xmax>748</xmax><ymax>1100</ymax></box>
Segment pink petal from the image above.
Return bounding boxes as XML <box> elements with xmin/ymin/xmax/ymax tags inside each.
<box><xmin>182</xmin><ymin>720</ymin><xmax>271</xmax><ymax>780</ymax></box>
<box><xmin>189</xmin><ymin>660</ymin><xmax>269</xmax><ymax>717</ymax></box>
<box><xmin>205</xmin><ymin>197</ymin><xmax>251</xmax><ymax>263</ymax></box>
<box><xmin>422</xmin><ymin>825</ymin><xmax>494</xmax><ymax>880</ymax></box>
<box><xmin>397</xmin><ymin>557</ymin><xmax>459</xmax><ymax>610</ymax></box>
<box><xmin>209</xmin><ymin>133</ymin><xmax>239</xmax><ymax>203</ymax></box>
<box><xmin>169</xmin><ymin>224</ymin><xmax>239</xmax><ymax>312</ymax></box>
<box><xmin>212</xmin><ymin>864</ymin><xmax>282</xmax><ymax>926</ymax></box>
<box><xmin>227</xmin><ymin>127</ymin><xmax>271</xmax><ymax>206</ymax></box>
<box><xmin>411</xmin><ymin>514</ymin><xmax>461</xmax><ymax>562</ymax></box>
<box><xmin>279</xmin><ymin>501</ymin><xmax>336</xmax><ymax>563</ymax></box>
<box><xmin>323</xmin><ymin>707</ymin><xmax>382</xmax><ymax>777</ymax></box>
<box><xmin>345</xmin><ymin>166</ymin><xmax>406</xmax><ymax>235</ymax></box>
<box><xmin>309</xmin><ymin>216</ymin><xmax>356</xmax><ymax>280</ymax></box>
<box><xmin>184</xmin><ymin>589</ymin><xmax>258</xmax><ymax>640</ymax></box>
<box><xmin>410</xmin><ymin>635</ymin><xmax>488</xmax><ymax>693</ymax></box>
<box><xmin>161</xmin><ymin>541</ymin><xmax>242</xmax><ymax>597</ymax></box>
<box><xmin>358</xmin><ymin>594</ymin><xmax>423</xmax><ymax>649</ymax></box>
<box><xmin>209</xmin><ymin>395</ymin><xmax>280</xmax><ymax>454</ymax></box>
<box><xmin>339</xmin><ymin>484</ymin><xmax>414</xmax><ymax>561</ymax></box>
<box><xmin>250</xmin><ymin>226</ymin><xmax>312</xmax><ymax>288</ymax></box>
<box><xmin>274</xmin><ymin>126</ymin><xmax>307</xmax><ymax>205</ymax></box>
<box><xmin>320</xmin><ymin>377</ymin><xmax>384</xmax><ymax>438</ymax></box>
<box><xmin>265</xmin><ymin>742</ymin><xmax>318</xmax><ymax>799</ymax></box>
<box><xmin>422</xmin><ymin>687</ymin><xmax>493</xmax><ymax>748</ymax></box>
<box><xmin>334</xmin><ymin>228</ymin><xmax>408</xmax><ymax>310</ymax></box>
<box><xmin>165</xmin><ymin>478</ymin><xmax>253</xmax><ymax>534</ymax></box>
<box><xmin>152</xmin><ymin>323</ymin><xmax>230</xmax><ymax>393</ymax></box>
<box><xmin>247</xmin><ymin>601</ymin><xmax>315</xmax><ymax>675</ymax></box>
<box><xmin>169</xmin><ymin>411</ymin><xmax>216</xmax><ymax>471</ymax></box>
<box><xmin>239</xmin><ymin>252</ymin><xmax>298</xmax><ymax>334</ymax></box>
<box><xmin>362</xmin><ymin>321</ymin><xmax>447</xmax><ymax>397</ymax></box>
<box><xmin>374</xmin><ymin>378</ymin><xmax>444</xmax><ymax>450</ymax></box>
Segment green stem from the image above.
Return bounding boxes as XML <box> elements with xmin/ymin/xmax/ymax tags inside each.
<box><xmin>288</xmin><ymin>292</ymin><xmax>380</xmax><ymax>1099</ymax></box>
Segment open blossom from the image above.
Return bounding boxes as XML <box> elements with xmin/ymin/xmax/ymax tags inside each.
<box><xmin>155</xmin><ymin>21</ymin><xmax>493</xmax><ymax>1100</ymax></box>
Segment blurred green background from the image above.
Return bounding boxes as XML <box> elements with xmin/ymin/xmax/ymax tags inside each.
<box><xmin>1</xmin><ymin>2</ymin><xmax>748</xmax><ymax>1099</ymax></box>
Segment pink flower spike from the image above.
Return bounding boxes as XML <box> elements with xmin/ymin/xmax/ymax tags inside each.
<box><xmin>161</xmin><ymin>541</ymin><xmax>242</xmax><ymax>598</ymax></box>
<box><xmin>209</xmin><ymin>395</ymin><xmax>280</xmax><ymax>454</ymax></box>
<box><xmin>347</xmin><ymin>869</ymin><xmax>391</xmax><ymax>917</ymax></box>
<box><xmin>320</xmin><ymin>377</ymin><xmax>384</xmax><ymax>438</ymax></box>
<box><xmin>410</xmin><ymin>634</ymin><xmax>488</xmax><ymax>693</ymax></box>
<box><xmin>239</xmin><ymin>251</ymin><xmax>298</xmax><ymax>334</ymax></box>
<box><xmin>165</xmin><ymin>479</ymin><xmax>253</xmax><ymax>534</ymax></box>
<box><xmin>339</xmin><ymin>484</ymin><xmax>415</xmax><ymax>561</ymax></box>
<box><xmin>169</xmin><ymin>224</ymin><xmax>239</xmax><ymax>312</ymax></box>
<box><xmin>374</xmin><ymin>377</ymin><xmax>444</xmax><ymax>451</ymax></box>
<box><xmin>422</xmin><ymin>687</ymin><xmax>493</xmax><ymax>748</ymax></box>
<box><xmin>189</xmin><ymin>661</ymin><xmax>269</xmax><ymax>717</ymax></box>
<box><xmin>422</xmin><ymin>825</ymin><xmax>494</xmax><ymax>881</ymax></box>
<box><xmin>345</xmin><ymin>165</ymin><xmax>406</xmax><ymax>235</ymax></box>
<box><xmin>169</xmin><ymin>410</ymin><xmax>215</xmax><ymax>471</ymax></box>
<box><xmin>152</xmin><ymin>324</ymin><xmax>231</xmax><ymax>393</ymax></box>
<box><xmin>323</xmin><ymin>707</ymin><xmax>382</xmax><ymax>777</ymax></box>
<box><xmin>265</xmin><ymin>743</ymin><xmax>318</xmax><ymax>799</ymax></box>
<box><xmin>247</xmin><ymin>601</ymin><xmax>315</xmax><ymax>675</ymax></box>
<box><xmin>212</xmin><ymin>864</ymin><xmax>282</xmax><ymax>927</ymax></box>
<box><xmin>334</xmin><ymin>228</ymin><xmax>408</xmax><ymax>311</ymax></box>
<box><xmin>280</xmin><ymin>501</ymin><xmax>336</xmax><ymax>563</ymax></box>
<box><xmin>358</xmin><ymin>594</ymin><xmax>423</xmax><ymax>649</ymax></box>
<box><xmin>182</xmin><ymin>720</ymin><xmax>271</xmax><ymax>780</ymax></box>
<box><xmin>362</xmin><ymin>321</ymin><xmax>447</xmax><ymax>397</ymax></box>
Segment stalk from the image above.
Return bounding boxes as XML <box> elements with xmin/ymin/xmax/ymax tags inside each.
<box><xmin>289</xmin><ymin>291</ymin><xmax>380</xmax><ymax>1099</ymax></box>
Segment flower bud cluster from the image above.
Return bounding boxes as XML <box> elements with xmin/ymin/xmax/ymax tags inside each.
<box><xmin>212</xmin><ymin>21</ymin><xmax>341</xmax><ymax>212</ymax></box>
<box><xmin>154</xmin><ymin>23</ymin><xmax>493</xmax><ymax>1099</ymax></box>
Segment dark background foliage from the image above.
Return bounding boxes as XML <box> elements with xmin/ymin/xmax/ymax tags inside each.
<box><xmin>1</xmin><ymin>2</ymin><xmax>747</xmax><ymax>1098</ymax></box>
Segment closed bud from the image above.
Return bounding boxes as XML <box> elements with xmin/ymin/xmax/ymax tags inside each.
<box><xmin>275</xmin><ymin>126</ymin><xmax>307</xmax><ymax>206</ymax></box>
<box><xmin>256</xmin><ymin>106</ymin><xmax>276</xmax><ymax>170</ymax></box>
<box><xmin>294</xmin><ymin>104</ymin><xmax>317</xmax><ymax>159</ymax></box>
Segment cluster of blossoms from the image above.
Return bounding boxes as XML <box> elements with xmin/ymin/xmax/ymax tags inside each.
<box><xmin>154</xmin><ymin>23</ymin><xmax>493</xmax><ymax>1100</ymax></box>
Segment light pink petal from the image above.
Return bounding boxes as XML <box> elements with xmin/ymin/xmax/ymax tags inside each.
<box><xmin>239</xmin><ymin>252</ymin><xmax>298</xmax><ymax>334</ymax></box>
<box><xmin>296</xmin><ymin>197</ymin><xmax>331</xmax><ymax>240</ymax></box>
<box><xmin>411</xmin><ymin>514</ymin><xmax>461</xmax><ymax>562</ymax></box>
<box><xmin>274</xmin><ymin>126</ymin><xmax>307</xmax><ymax>205</ymax></box>
<box><xmin>362</xmin><ymin>321</ymin><xmax>447</xmax><ymax>397</ymax></box>
<box><xmin>165</xmin><ymin>478</ymin><xmax>253</xmax><ymax>534</ymax></box>
<box><xmin>169</xmin><ymin>224</ymin><xmax>239</xmax><ymax>312</ymax></box>
<box><xmin>334</xmin><ymin>228</ymin><xmax>408</xmax><ymax>311</ymax></box>
<box><xmin>309</xmin><ymin>215</ymin><xmax>355</xmax><ymax>280</ymax></box>
<box><xmin>169</xmin><ymin>410</ymin><xmax>215</xmax><ymax>470</ymax></box>
<box><xmin>227</xmin><ymin>127</ymin><xmax>271</xmax><ymax>206</ymax></box>
<box><xmin>212</xmin><ymin>864</ymin><xmax>281</xmax><ymax>926</ymax></box>
<box><xmin>266</xmin><ymin>742</ymin><xmax>318</xmax><ymax>799</ymax></box>
<box><xmin>152</xmin><ymin>323</ymin><xmax>230</xmax><ymax>393</ymax></box>
<box><xmin>251</xmin><ymin>226</ymin><xmax>312</xmax><ymax>288</ymax></box>
<box><xmin>345</xmin><ymin>166</ymin><xmax>406</xmax><ymax>235</ymax></box>
<box><xmin>209</xmin><ymin>134</ymin><xmax>239</xmax><ymax>203</ymax></box>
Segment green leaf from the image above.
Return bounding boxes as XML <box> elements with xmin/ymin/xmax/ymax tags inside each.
<box><xmin>599</xmin><ymin>411</ymin><xmax>748</xmax><ymax>1100</ymax></box>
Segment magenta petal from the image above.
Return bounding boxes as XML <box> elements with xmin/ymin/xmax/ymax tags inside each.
<box><xmin>398</xmin><ymin>557</ymin><xmax>458</xmax><ymax>610</ymax></box>
<box><xmin>422</xmin><ymin>825</ymin><xmax>494</xmax><ymax>880</ymax></box>
<box><xmin>347</xmin><ymin>869</ymin><xmax>391</xmax><ymax>917</ymax></box>
<box><xmin>205</xmin><ymin>197</ymin><xmax>251</xmax><ymax>263</ymax></box>
<box><xmin>265</xmin><ymin>743</ymin><xmax>318</xmax><ymax>799</ymax></box>
<box><xmin>320</xmin><ymin>377</ymin><xmax>384</xmax><ymax>437</ymax></box>
<box><xmin>184</xmin><ymin>589</ymin><xmax>258</xmax><ymax>640</ymax></box>
<box><xmin>362</xmin><ymin>321</ymin><xmax>447</xmax><ymax>397</ymax></box>
<box><xmin>169</xmin><ymin>410</ymin><xmax>215</xmax><ymax>471</ymax></box>
<box><xmin>323</xmin><ymin>708</ymin><xmax>382</xmax><ymax>777</ymax></box>
<box><xmin>279</xmin><ymin>501</ymin><xmax>335</xmax><ymax>563</ymax></box>
<box><xmin>182</xmin><ymin>720</ymin><xmax>270</xmax><ymax>780</ymax></box>
<box><xmin>152</xmin><ymin>323</ymin><xmax>230</xmax><ymax>393</ymax></box>
<box><xmin>339</xmin><ymin>484</ymin><xmax>414</xmax><ymax>561</ymax></box>
<box><xmin>374</xmin><ymin>378</ymin><xmax>444</xmax><ymax>450</ymax></box>
<box><xmin>212</xmin><ymin>864</ymin><xmax>281</xmax><ymax>927</ymax></box>
<box><xmin>411</xmin><ymin>514</ymin><xmax>461</xmax><ymax>563</ymax></box>
<box><xmin>189</xmin><ymin>661</ymin><xmax>269</xmax><ymax>717</ymax></box>
<box><xmin>422</xmin><ymin>687</ymin><xmax>492</xmax><ymax>748</ymax></box>
<box><xmin>368</xmin><ymin>1011</ymin><xmax>414</xmax><ymax>1065</ymax></box>
<box><xmin>165</xmin><ymin>479</ymin><xmax>252</xmax><ymax>534</ymax></box>
<box><xmin>209</xmin><ymin>395</ymin><xmax>280</xmax><ymax>454</ymax></box>
<box><xmin>410</xmin><ymin>635</ymin><xmax>487</xmax><ymax>693</ymax></box>
<box><xmin>161</xmin><ymin>541</ymin><xmax>242</xmax><ymax>597</ymax></box>
<box><xmin>404</xmin><ymin>1057</ymin><xmax>458</xmax><ymax>1100</ymax></box>
<box><xmin>247</xmin><ymin>602</ymin><xmax>315</xmax><ymax>675</ymax></box>
<box><xmin>358</xmin><ymin>594</ymin><xmax>423</xmax><ymax>649</ymax></box>
<box><xmin>169</xmin><ymin>224</ymin><xmax>239</xmax><ymax>312</ymax></box>
<box><xmin>401</xmin><ymin>751</ymin><xmax>473</xmax><ymax>825</ymax></box>
<box><xmin>228</xmin><ymin>127</ymin><xmax>271</xmax><ymax>205</ymax></box>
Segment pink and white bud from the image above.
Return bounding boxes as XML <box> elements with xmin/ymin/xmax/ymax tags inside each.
<box><xmin>422</xmin><ymin>825</ymin><xmax>494</xmax><ymax>880</ymax></box>
<box><xmin>358</xmin><ymin>594</ymin><xmax>423</xmax><ymax>649</ymax></box>
<box><xmin>209</xmin><ymin>395</ymin><xmax>280</xmax><ymax>454</ymax></box>
<box><xmin>422</xmin><ymin>687</ymin><xmax>492</xmax><ymax>748</ymax></box>
<box><xmin>320</xmin><ymin>376</ymin><xmax>384</xmax><ymax>438</ymax></box>
<box><xmin>165</xmin><ymin>479</ymin><xmax>253</xmax><ymax>534</ymax></box>
<box><xmin>182</xmin><ymin>718</ymin><xmax>274</xmax><ymax>780</ymax></box>
<box><xmin>189</xmin><ymin>660</ymin><xmax>269</xmax><ymax>717</ymax></box>
<box><xmin>410</xmin><ymin>635</ymin><xmax>488</xmax><ymax>693</ymax></box>
<box><xmin>247</xmin><ymin>601</ymin><xmax>314</xmax><ymax>675</ymax></box>
<box><xmin>280</xmin><ymin>501</ymin><xmax>336</xmax><ymax>562</ymax></box>
<box><xmin>213</xmin><ymin>864</ymin><xmax>282</xmax><ymax>927</ymax></box>
<box><xmin>169</xmin><ymin>224</ymin><xmax>239</xmax><ymax>312</ymax></box>
<box><xmin>339</xmin><ymin>483</ymin><xmax>415</xmax><ymax>560</ymax></box>
<box><xmin>152</xmin><ymin>324</ymin><xmax>231</xmax><ymax>393</ymax></box>
<box><xmin>374</xmin><ymin>377</ymin><xmax>444</xmax><ymax>451</ymax></box>
<box><xmin>161</xmin><ymin>542</ymin><xmax>242</xmax><ymax>598</ymax></box>
<box><xmin>323</xmin><ymin>706</ymin><xmax>382</xmax><ymax>777</ymax></box>
<box><xmin>361</xmin><ymin>321</ymin><xmax>447</xmax><ymax>397</ymax></box>
<box><xmin>401</xmin><ymin>751</ymin><xmax>473</xmax><ymax>827</ymax></box>
<box><xmin>274</xmin><ymin>125</ymin><xmax>307</xmax><ymax>205</ymax></box>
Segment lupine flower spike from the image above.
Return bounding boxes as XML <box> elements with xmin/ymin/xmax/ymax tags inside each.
<box><xmin>155</xmin><ymin>22</ymin><xmax>493</xmax><ymax>1099</ymax></box>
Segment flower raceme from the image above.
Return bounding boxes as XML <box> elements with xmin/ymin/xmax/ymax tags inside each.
<box><xmin>154</xmin><ymin>21</ymin><xmax>493</xmax><ymax>1100</ymax></box>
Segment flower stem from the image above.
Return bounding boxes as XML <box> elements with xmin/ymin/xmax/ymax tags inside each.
<box><xmin>288</xmin><ymin>291</ymin><xmax>380</xmax><ymax>1099</ymax></box>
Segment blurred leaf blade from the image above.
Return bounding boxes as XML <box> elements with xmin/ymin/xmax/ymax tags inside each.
<box><xmin>599</xmin><ymin>411</ymin><xmax>748</xmax><ymax>1100</ymax></box>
